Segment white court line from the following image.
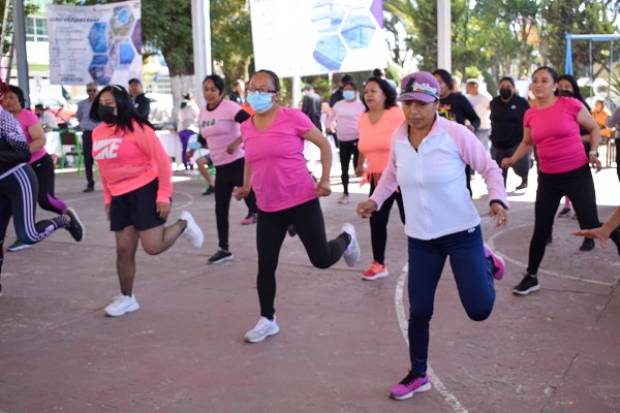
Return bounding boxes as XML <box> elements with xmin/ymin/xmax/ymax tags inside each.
<box><xmin>485</xmin><ymin>222</ymin><xmax>616</xmax><ymax>287</ymax></box>
<box><xmin>395</xmin><ymin>266</ymin><xmax>470</xmax><ymax>413</ymax></box>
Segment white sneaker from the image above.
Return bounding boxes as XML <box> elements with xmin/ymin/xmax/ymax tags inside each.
<box><xmin>179</xmin><ymin>210</ymin><xmax>204</xmax><ymax>248</ymax></box>
<box><xmin>105</xmin><ymin>294</ymin><xmax>140</xmax><ymax>317</ymax></box>
<box><xmin>341</xmin><ymin>223</ymin><xmax>361</xmax><ymax>267</ymax></box>
<box><xmin>244</xmin><ymin>316</ymin><xmax>280</xmax><ymax>343</ymax></box>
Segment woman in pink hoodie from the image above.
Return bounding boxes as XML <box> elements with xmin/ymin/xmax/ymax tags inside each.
<box><xmin>91</xmin><ymin>85</ymin><xmax>204</xmax><ymax>318</ymax></box>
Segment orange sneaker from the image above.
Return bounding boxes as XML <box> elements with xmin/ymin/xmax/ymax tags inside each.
<box><xmin>361</xmin><ymin>261</ymin><xmax>389</xmax><ymax>281</ymax></box>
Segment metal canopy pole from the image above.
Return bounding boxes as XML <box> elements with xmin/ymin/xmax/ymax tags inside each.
<box><xmin>13</xmin><ymin>0</ymin><xmax>29</xmax><ymax>104</ymax></box>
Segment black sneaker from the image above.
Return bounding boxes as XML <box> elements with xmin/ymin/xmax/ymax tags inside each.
<box><xmin>515</xmin><ymin>179</ymin><xmax>528</xmax><ymax>190</ymax></box>
<box><xmin>579</xmin><ymin>238</ymin><xmax>595</xmax><ymax>252</ymax></box>
<box><xmin>83</xmin><ymin>186</ymin><xmax>94</xmax><ymax>193</ymax></box>
<box><xmin>65</xmin><ymin>208</ymin><xmax>84</xmax><ymax>242</ymax></box>
<box><xmin>202</xmin><ymin>187</ymin><xmax>215</xmax><ymax>196</ymax></box>
<box><xmin>208</xmin><ymin>249</ymin><xmax>233</xmax><ymax>264</ymax></box>
<box><xmin>512</xmin><ymin>273</ymin><xmax>540</xmax><ymax>296</ymax></box>
<box><xmin>7</xmin><ymin>240</ymin><xmax>32</xmax><ymax>252</ymax></box>
<box><xmin>557</xmin><ymin>206</ymin><xmax>571</xmax><ymax>217</ymax></box>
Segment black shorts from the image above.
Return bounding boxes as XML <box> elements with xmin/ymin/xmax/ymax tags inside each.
<box><xmin>110</xmin><ymin>179</ymin><xmax>167</xmax><ymax>231</ymax></box>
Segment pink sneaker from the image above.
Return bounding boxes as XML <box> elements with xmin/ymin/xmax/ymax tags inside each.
<box><xmin>241</xmin><ymin>214</ymin><xmax>257</xmax><ymax>225</ymax></box>
<box><xmin>483</xmin><ymin>243</ymin><xmax>505</xmax><ymax>280</ymax></box>
<box><xmin>361</xmin><ymin>261</ymin><xmax>389</xmax><ymax>281</ymax></box>
<box><xmin>390</xmin><ymin>372</ymin><xmax>431</xmax><ymax>400</ymax></box>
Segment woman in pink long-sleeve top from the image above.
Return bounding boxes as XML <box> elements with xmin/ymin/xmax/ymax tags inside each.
<box><xmin>357</xmin><ymin>72</ymin><xmax>509</xmax><ymax>402</ymax></box>
<box><xmin>91</xmin><ymin>85</ymin><xmax>205</xmax><ymax>318</ymax></box>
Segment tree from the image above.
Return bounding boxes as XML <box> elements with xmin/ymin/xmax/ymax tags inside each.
<box><xmin>210</xmin><ymin>0</ymin><xmax>252</xmax><ymax>84</ymax></box>
<box><xmin>540</xmin><ymin>0</ymin><xmax>617</xmax><ymax>75</ymax></box>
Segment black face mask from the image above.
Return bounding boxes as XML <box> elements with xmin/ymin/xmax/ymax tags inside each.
<box><xmin>98</xmin><ymin>105</ymin><xmax>117</xmax><ymax>124</ymax></box>
<box><xmin>499</xmin><ymin>88</ymin><xmax>512</xmax><ymax>99</ymax></box>
<box><xmin>558</xmin><ymin>90</ymin><xmax>574</xmax><ymax>97</ymax></box>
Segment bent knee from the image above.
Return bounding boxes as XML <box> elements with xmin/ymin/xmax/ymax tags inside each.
<box><xmin>466</xmin><ymin>305</ymin><xmax>493</xmax><ymax>322</ymax></box>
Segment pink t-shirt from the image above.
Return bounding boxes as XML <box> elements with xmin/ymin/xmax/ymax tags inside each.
<box><xmin>524</xmin><ymin>97</ymin><xmax>588</xmax><ymax>174</ymax></box>
<box><xmin>16</xmin><ymin>109</ymin><xmax>46</xmax><ymax>163</ymax></box>
<box><xmin>241</xmin><ymin>107</ymin><xmax>316</xmax><ymax>212</ymax></box>
<box><xmin>93</xmin><ymin>121</ymin><xmax>172</xmax><ymax>205</ymax></box>
<box><xmin>198</xmin><ymin>99</ymin><xmax>245</xmax><ymax>166</ymax></box>
<box><xmin>326</xmin><ymin>99</ymin><xmax>365</xmax><ymax>141</ymax></box>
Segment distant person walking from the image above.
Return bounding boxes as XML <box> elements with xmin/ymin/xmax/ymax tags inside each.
<box><xmin>489</xmin><ymin>76</ymin><xmax>530</xmax><ymax>190</ymax></box>
<box><xmin>75</xmin><ymin>82</ymin><xmax>100</xmax><ymax>192</ymax></box>
<box><xmin>128</xmin><ymin>78</ymin><xmax>150</xmax><ymax>120</ymax></box>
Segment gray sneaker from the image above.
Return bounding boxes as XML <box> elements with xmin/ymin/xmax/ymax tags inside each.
<box><xmin>244</xmin><ymin>316</ymin><xmax>280</xmax><ymax>343</ymax></box>
<box><xmin>341</xmin><ymin>223</ymin><xmax>360</xmax><ymax>267</ymax></box>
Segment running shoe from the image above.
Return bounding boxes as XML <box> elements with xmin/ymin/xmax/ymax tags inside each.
<box><xmin>65</xmin><ymin>208</ymin><xmax>84</xmax><ymax>242</ymax></box>
<box><xmin>512</xmin><ymin>273</ymin><xmax>540</xmax><ymax>296</ymax></box>
<box><xmin>557</xmin><ymin>206</ymin><xmax>571</xmax><ymax>217</ymax></box>
<box><xmin>483</xmin><ymin>243</ymin><xmax>505</xmax><ymax>280</ymax></box>
<box><xmin>389</xmin><ymin>371</ymin><xmax>431</xmax><ymax>400</ymax></box>
<box><xmin>105</xmin><ymin>294</ymin><xmax>140</xmax><ymax>317</ymax></box>
<box><xmin>338</xmin><ymin>194</ymin><xmax>349</xmax><ymax>205</ymax></box>
<box><xmin>362</xmin><ymin>261</ymin><xmax>389</xmax><ymax>281</ymax></box>
<box><xmin>579</xmin><ymin>238</ymin><xmax>595</xmax><ymax>252</ymax></box>
<box><xmin>83</xmin><ymin>186</ymin><xmax>94</xmax><ymax>193</ymax></box>
<box><xmin>341</xmin><ymin>223</ymin><xmax>360</xmax><ymax>267</ymax></box>
<box><xmin>514</xmin><ymin>179</ymin><xmax>528</xmax><ymax>190</ymax></box>
<box><xmin>7</xmin><ymin>240</ymin><xmax>32</xmax><ymax>252</ymax></box>
<box><xmin>180</xmin><ymin>210</ymin><xmax>204</xmax><ymax>248</ymax></box>
<box><xmin>202</xmin><ymin>187</ymin><xmax>215</xmax><ymax>196</ymax></box>
<box><xmin>208</xmin><ymin>249</ymin><xmax>233</xmax><ymax>264</ymax></box>
<box><xmin>240</xmin><ymin>214</ymin><xmax>257</xmax><ymax>225</ymax></box>
<box><xmin>244</xmin><ymin>316</ymin><xmax>280</xmax><ymax>343</ymax></box>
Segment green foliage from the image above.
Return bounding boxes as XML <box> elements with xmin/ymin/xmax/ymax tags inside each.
<box><xmin>210</xmin><ymin>0</ymin><xmax>252</xmax><ymax>83</ymax></box>
<box><xmin>540</xmin><ymin>0</ymin><xmax>617</xmax><ymax>75</ymax></box>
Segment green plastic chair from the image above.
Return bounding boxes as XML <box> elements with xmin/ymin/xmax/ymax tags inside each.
<box><xmin>58</xmin><ymin>129</ymin><xmax>84</xmax><ymax>175</ymax></box>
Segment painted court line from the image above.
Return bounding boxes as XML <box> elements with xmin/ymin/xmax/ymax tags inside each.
<box><xmin>395</xmin><ymin>266</ymin><xmax>469</xmax><ymax>413</ymax></box>
<box><xmin>485</xmin><ymin>223</ymin><xmax>615</xmax><ymax>287</ymax></box>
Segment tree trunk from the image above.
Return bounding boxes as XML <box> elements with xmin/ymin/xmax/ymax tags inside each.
<box><xmin>170</xmin><ymin>74</ymin><xmax>198</xmax><ymax>129</ymax></box>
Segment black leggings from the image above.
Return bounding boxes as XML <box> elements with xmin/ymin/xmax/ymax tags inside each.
<box><xmin>369</xmin><ymin>177</ymin><xmax>405</xmax><ymax>265</ymax></box>
<box><xmin>30</xmin><ymin>154</ymin><xmax>66</xmax><ymax>214</ymax></box>
<box><xmin>256</xmin><ymin>198</ymin><xmax>349</xmax><ymax>319</ymax></box>
<box><xmin>0</xmin><ymin>165</ymin><xmax>68</xmax><ymax>274</ymax></box>
<box><xmin>616</xmin><ymin>139</ymin><xmax>620</xmax><ymax>183</ymax></box>
<box><xmin>338</xmin><ymin>140</ymin><xmax>359</xmax><ymax>195</ymax></box>
<box><xmin>527</xmin><ymin>164</ymin><xmax>600</xmax><ymax>274</ymax></box>
<box><xmin>214</xmin><ymin>158</ymin><xmax>257</xmax><ymax>251</ymax></box>
<box><xmin>82</xmin><ymin>131</ymin><xmax>95</xmax><ymax>188</ymax></box>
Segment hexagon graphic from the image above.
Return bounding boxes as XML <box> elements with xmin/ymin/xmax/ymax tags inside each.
<box><xmin>131</xmin><ymin>19</ymin><xmax>142</xmax><ymax>53</ymax></box>
<box><xmin>88</xmin><ymin>22</ymin><xmax>109</xmax><ymax>53</ymax></box>
<box><xmin>340</xmin><ymin>9</ymin><xmax>377</xmax><ymax>49</ymax></box>
<box><xmin>312</xmin><ymin>34</ymin><xmax>347</xmax><ymax>71</ymax></box>
<box><xmin>88</xmin><ymin>54</ymin><xmax>114</xmax><ymax>85</ymax></box>
<box><xmin>110</xmin><ymin>5</ymin><xmax>135</xmax><ymax>37</ymax></box>
<box><xmin>311</xmin><ymin>0</ymin><xmax>346</xmax><ymax>34</ymax></box>
<box><xmin>109</xmin><ymin>39</ymin><xmax>136</xmax><ymax>67</ymax></box>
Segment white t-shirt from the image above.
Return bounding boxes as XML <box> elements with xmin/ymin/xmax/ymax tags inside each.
<box><xmin>466</xmin><ymin>94</ymin><xmax>491</xmax><ymax>130</ymax></box>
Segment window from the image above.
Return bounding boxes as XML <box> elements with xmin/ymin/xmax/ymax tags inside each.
<box><xmin>26</xmin><ymin>17</ymin><xmax>48</xmax><ymax>42</ymax></box>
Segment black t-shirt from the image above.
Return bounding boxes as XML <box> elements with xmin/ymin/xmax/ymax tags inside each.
<box><xmin>489</xmin><ymin>95</ymin><xmax>529</xmax><ymax>149</ymax></box>
<box><xmin>438</xmin><ymin>92</ymin><xmax>480</xmax><ymax>130</ymax></box>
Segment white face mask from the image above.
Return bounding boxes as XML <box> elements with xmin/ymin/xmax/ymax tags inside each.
<box><xmin>343</xmin><ymin>90</ymin><xmax>355</xmax><ymax>100</ymax></box>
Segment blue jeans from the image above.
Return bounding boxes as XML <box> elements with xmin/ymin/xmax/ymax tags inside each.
<box><xmin>407</xmin><ymin>225</ymin><xmax>495</xmax><ymax>375</ymax></box>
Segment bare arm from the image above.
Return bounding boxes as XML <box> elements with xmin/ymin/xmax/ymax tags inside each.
<box><xmin>27</xmin><ymin>123</ymin><xmax>46</xmax><ymax>154</ymax></box>
<box><xmin>502</xmin><ymin>127</ymin><xmax>533</xmax><ymax>167</ymax></box>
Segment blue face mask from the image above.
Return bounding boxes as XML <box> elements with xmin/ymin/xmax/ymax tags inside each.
<box><xmin>247</xmin><ymin>91</ymin><xmax>274</xmax><ymax>113</ymax></box>
<box><xmin>343</xmin><ymin>90</ymin><xmax>355</xmax><ymax>100</ymax></box>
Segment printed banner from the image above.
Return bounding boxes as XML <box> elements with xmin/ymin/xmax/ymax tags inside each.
<box><xmin>249</xmin><ymin>0</ymin><xmax>386</xmax><ymax>77</ymax></box>
<box><xmin>47</xmin><ymin>0</ymin><xmax>142</xmax><ymax>85</ymax></box>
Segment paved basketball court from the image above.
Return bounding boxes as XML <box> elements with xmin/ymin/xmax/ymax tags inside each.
<box><xmin>1</xmin><ymin>165</ymin><xmax>618</xmax><ymax>413</ymax></box>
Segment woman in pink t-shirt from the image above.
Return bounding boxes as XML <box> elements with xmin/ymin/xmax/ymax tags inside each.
<box><xmin>1</xmin><ymin>86</ymin><xmax>71</xmax><ymax>251</ymax></box>
<box><xmin>356</xmin><ymin>76</ymin><xmax>405</xmax><ymax>281</ymax></box>
<box><xmin>325</xmin><ymin>77</ymin><xmax>365</xmax><ymax>205</ymax></box>
<box><xmin>233</xmin><ymin>69</ymin><xmax>361</xmax><ymax>344</ymax></box>
<box><xmin>91</xmin><ymin>85</ymin><xmax>204</xmax><ymax>318</ymax></box>
<box><xmin>196</xmin><ymin>74</ymin><xmax>258</xmax><ymax>265</ymax></box>
<box><xmin>501</xmin><ymin>66</ymin><xmax>614</xmax><ymax>296</ymax></box>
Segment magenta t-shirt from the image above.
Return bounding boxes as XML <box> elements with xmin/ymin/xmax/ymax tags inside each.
<box><xmin>241</xmin><ymin>107</ymin><xmax>317</xmax><ymax>212</ymax></box>
<box><xmin>16</xmin><ymin>109</ymin><xmax>46</xmax><ymax>163</ymax></box>
<box><xmin>524</xmin><ymin>97</ymin><xmax>588</xmax><ymax>174</ymax></box>
<box><xmin>198</xmin><ymin>99</ymin><xmax>245</xmax><ymax>166</ymax></box>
